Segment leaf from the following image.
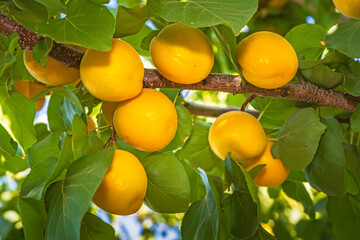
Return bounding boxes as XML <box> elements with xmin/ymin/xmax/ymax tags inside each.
<box><xmin>272</xmin><ymin>108</ymin><xmax>327</xmax><ymax>170</ymax></box>
<box><xmin>18</xmin><ymin>197</ymin><xmax>46</xmax><ymax>240</ymax></box>
<box><xmin>141</xmin><ymin>30</ymin><xmax>160</xmax><ymax>51</ymax></box>
<box><xmin>0</xmin><ymin>124</ymin><xmax>17</xmax><ymax>156</ymax></box>
<box><xmin>285</xmin><ymin>24</ymin><xmax>326</xmax><ymax>60</ymax></box>
<box><xmin>32</xmin><ymin>38</ymin><xmax>53</xmax><ymax>67</ymax></box>
<box><xmin>114</xmin><ymin>5</ymin><xmax>148</xmax><ymax>38</ymax></box>
<box><xmin>344</xmin><ymin>143</ymin><xmax>360</xmax><ymax>195</ymax></box>
<box><xmin>53</xmin><ymin>87</ymin><xmax>84</xmax><ymax>113</ymax></box>
<box><xmin>47</xmin><ymin>93</ymin><xmax>66</xmax><ymax>132</ymax></box>
<box><xmin>21</xmin><ymin>135</ymin><xmax>73</xmax><ymax>200</ymax></box>
<box><xmin>27</xmin><ymin>131</ymin><xmax>62</xmax><ymax>168</ymax></box>
<box><xmin>299</xmin><ymin>51</ymin><xmax>351</xmax><ymax>70</ymax></box>
<box><xmin>38</xmin><ymin>0</ymin><xmax>115</xmax><ymax>51</ymax></box>
<box><xmin>223</xmin><ymin>156</ymin><xmax>259</xmax><ymax>239</ymax></box>
<box><xmin>211</xmin><ymin>24</ymin><xmax>239</xmax><ymax>71</ymax></box>
<box><xmin>304</xmin><ymin>118</ymin><xmax>345</xmax><ymax>196</ymax></box>
<box><xmin>181</xmin><ymin>168</ymin><xmax>220</xmax><ymax>240</ymax></box>
<box><xmin>60</xmin><ymin>98</ymin><xmax>83</xmax><ymax>131</ymax></box>
<box><xmin>35</xmin><ymin>0</ymin><xmax>66</xmax><ymax>12</ymax></box>
<box><xmin>0</xmin><ymin>70</ymin><xmax>37</xmax><ymax>151</ymax></box>
<box><xmin>161</xmin><ymin>105</ymin><xmax>192</xmax><ymax>151</ymax></box>
<box><xmin>72</xmin><ymin>114</ymin><xmax>87</xmax><ymax>159</ymax></box>
<box><xmin>351</xmin><ymin>104</ymin><xmax>360</xmax><ymax>132</ymax></box>
<box><xmin>326</xmin><ymin>21</ymin><xmax>360</xmax><ymax>58</ymax></box>
<box><xmin>80</xmin><ymin>212</ymin><xmax>116</xmax><ymax>240</ymax></box>
<box><xmin>178</xmin><ymin>121</ymin><xmax>221</xmax><ymax>171</ymax></box>
<box><xmin>282</xmin><ymin>181</ymin><xmax>315</xmax><ymax>219</ymax></box>
<box><xmin>0</xmin><ymin>148</ymin><xmax>28</xmax><ymax>174</ymax></box>
<box><xmin>301</xmin><ymin>64</ymin><xmax>343</xmax><ymax>88</ymax></box>
<box><xmin>142</xmin><ymin>152</ymin><xmax>190</xmax><ymax>213</ymax></box>
<box><xmin>247</xmin><ymin>225</ymin><xmax>277</xmax><ymax>240</ymax></box>
<box><xmin>122</xmin><ymin>24</ymin><xmax>153</xmax><ymax>56</ymax></box>
<box><xmin>286</xmin><ymin>170</ymin><xmax>307</xmax><ymax>182</ymax></box>
<box><xmin>251</xmin><ymin>98</ymin><xmax>297</xmax><ymax>129</ymax></box>
<box><xmin>327</xmin><ymin>194</ymin><xmax>360</xmax><ymax>240</ymax></box>
<box><xmin>45</xmin><ymin>148</ymin><xmax>114</xmax><ymax>240</ymax></box>
<box><xmin>149</xmin><ymin>0</ymin><xmax>258</xmax><ymax>35</ymax></box>
<box><xmin>342</xmin><ymin>64</ymin><xmax>360</xmax><ymax>96</ymax></box>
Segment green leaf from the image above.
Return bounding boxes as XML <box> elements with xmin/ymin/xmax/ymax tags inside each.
<box><xmin>18</xmin><ymin>197</ymin><xmax>46</xmax><ymax>240</ymax></box>
<box><xmin>351</xmin><ymin>104</ymin><xmax>360</xmax><ymax>132</ymax></box>
<box><xmin>272</xmin><ymin>108</ymin><xmax>326</xmax><ymax>170</ymax></box>
<box><xmin>38</xmin><ymin>0</ymin><xmax>115</xmax><ymax>51</ymax></box>
<box><xmin>181</xmin><ymin>168</ymin><xmax>220</xmax><ymax>240</ymax></box>
<box><xmin>0</xmin><ymin>124</ymin><xmax>17</xmax><ymax>156</ymax></box>
<box><xmin>286</xmin><ymin>170</ymin><xmax>307</xmax><ymax>182</ymax></box>
<box><xmin>0</xmin><ymin>148</ymin><xmax>28</xmax><ymax>174</ymax></box>
<box><xmin>285</xmin><ymin>24</ymin><xmax>326</xmax><ymax>60</ymax></box>
<box><xmin>0</xmin><ymin>71</ymin><xmax>37</xmax><ymax>151</ymax></box>
<box><xmin>299</xmin><ymin>51</ymin><xmax>351</xmax><ymax>70</ymax></box>
<box><xmin>32</xmin><ymin>38</ymin><xmax>53</xmax><ymax>68</ymax></box>
<box><xmin>344</xmin><ymin>143</ymin><xmax>360</xmax><ymax>195</ymax></box>
<box><xmin>223</xmin><ymin>156</ymin><xmax>259</xmax><ymax>239</ymax></box>
<box><xmin>161</xmin><ymin>105</ymin><xmax>192</xmax><ymax>151</ymax></box>
<box><xmin>149</xmin><ymin>0</ymin><xmax>258</xmax><ymax>35</ymax></box>
<box><xmin>142</xmin><ymin>152</ymin><xmax>190</xmax><ymax>213</ymax></box>
<box><xmin>0</xmin><ymin>52</ymin><xmax>16</xmax><ymax>77</ymax></box>
<box><xmin>53</xmin><ymin>87</ymin><xmax>84</xmax><ymax>113</ymax></box>
<box><xmin>72</xmin><ymin>114</ymin><xmax>87</xmax><ymax>159</ymax></box>
<box><xmin>342</xmin><ymin>64</ymin><xmax>360</xmax><ymax>96</ymax></box>
<box><xmin>178</xmin><ymin>121</ymin><xmax>220</xmax><ymax>171</ymax></box>
<box><xmin>114</xmin><ymin>5</ymin><xmax>148</xmax><ymax>38</ymax></box>
<box><xmin>60</xmin><ymin>98</ymin><xmax>83</xmax><ymax>131</ymax></box>
<box><xmin>21</xmin><ymin>135</ymin><xmax>73</xmax><ymax>200</ymax></box>
<box><xmin>211</xmin><ymin>24</ymin><xmax>239</xmax><ymax>71</ymax></box>
<box><xmin>45</xmin><ymin>148</ymin><xmax>114</xmax><ymax>240</ymax></box>
<box><xmin>180</xmin><ymin>160</ymin><xmax>206</xmax><ymax>203</ymax></box>
<box><xmin>35</xmin><ymin>123</ymin><xmax>50</xmax><ymax>142</ymax></box>
<box><xmin>35</xmin><ymin>0</ymin><xmax>66</xmax><ymax>11</ymax></box>
<box><xmin>304</xmin><ymin>118</ymin><xmax>345</xmax><ymax>196</ymax></box>
<box><xmin>27</xmin><ymin>131</ymin><xmax>63</xmax><ymax>168</ymax></box>
<box><xmin>326</xmin><ymin>21</ymin><xmax>360</xmax><ymax>58</ymax></box>
<box><xmin>302</xmin><ymin>64</ymin><xmax>343</xmax><ymax>88</ymax></box>
<box><xmin>7</xmin><ymin>0</ymin><xmax>49</xmax><ymax>31</ymax></box>
<box><xmin>327</xmin><ymin>194</ymin><xmax>360</xmax><ymax>240</ymax></box>
<box><xmin>122</xmin><ymin>24</ymin><xmax>152</xmax><ymax>56</ymax></box>
<box><xmin>282</xmin><ymin>181</ymin><xmax>315</xmax><ymax>219</ymax></box>
<box><xmin>247</xmin><ymin>225</ymin><xmax>276</xmax><ymax>240</ymax></box>
<box><xmin>80</xmin><ymin>212</ymin><xmax>116</xmax><ymax>240</ymax></box>
<box><xmin>251</xmin><ymin>98</ymin><xmax>297</xmax><ymax>129</ymax></box>
<box><xmin>141</xmin><ymin>30</ymin><xmax>160</xmax><ymax>51</ymax></box>
<box><xmin>48</xmin><ymin>93</ymin><xmax>66</xmax><ymax>132</ymax></box>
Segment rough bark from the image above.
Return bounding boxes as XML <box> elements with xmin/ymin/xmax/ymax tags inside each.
<box><xmin>1</xmin><ymin>12</ymin><xmax>359</xmax><ymax>112</ymax></box>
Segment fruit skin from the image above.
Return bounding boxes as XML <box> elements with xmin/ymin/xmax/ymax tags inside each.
<box><xmin>208</xmin><ymin>111</ymin><xmax>267</xmax><ymax>162</ymax></box>
<box><xmin>80</xmin><ymin>39</ymin><xmax>144</xmax><ymax>102</ymax></box>
<box><xmin>236</xmin><ymin>31</ymin><xmax>298</xmax><ymax>89</ymax></box>
<box><xmin>150</xmin><ymin>23</ymin><xmax>214</xmax><ymax>84</ymax></box>
<box><xmin>242</xmin><ymin>139</ymin><xmax>290</xmax><ymax>187</ymax></box>
<box><xmin>13</xmin><ymin>80</ymin><xmax>46</xmax><ymax>111</ymax></box>
<box><xmin>333</xmin><ymin>0</ymin><xmax>360</xmax><ymax>19</ymax></box>
<box><xmin>113</xmin><ymin>89</ymin><xmax>177</xmax><ymax>152</ymax></box>
<box><xmin>24</xmin><ymin>51</ymin><xmax>80</xmax><ymax>86</ymax></box>
<box><xmin>93</xmin><ymin>150</ymin><xmax>147</xmax><ymax>215</ymax></box>
<box><xmin>101</xmin><ymin>101</ymin><xmax>119</xmax><ymax>125</ymax></box>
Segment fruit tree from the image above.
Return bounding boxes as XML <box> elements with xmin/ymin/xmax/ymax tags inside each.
<box><xmin>0</xmin><ymin>0</ymin><xmax>360</xmax><ymax>239</ymax></box>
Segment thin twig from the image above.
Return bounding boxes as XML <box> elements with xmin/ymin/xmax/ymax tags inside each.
<box><xmin>103</xmin><ymin>126</ymin><xmax>117</xmax><ymax>149</ymax></box>
<box><xmin>241</xmin><ymin>94</ymin><xmax>257</xmax><ymax>111</ymax></box>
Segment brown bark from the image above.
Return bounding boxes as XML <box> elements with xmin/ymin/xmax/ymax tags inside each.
<box><xmin>1</xmin><ymin>12</ymin><xmax>359</xmax><ymax>112</ymax></box>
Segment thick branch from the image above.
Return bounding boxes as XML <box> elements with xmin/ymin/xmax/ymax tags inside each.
<box><xmin>1</xmin><ymin>12</ymin><xmax>359</xmax><ymax>112</ymax></box>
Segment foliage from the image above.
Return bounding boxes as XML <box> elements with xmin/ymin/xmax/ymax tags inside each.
<box><xmin>0</xmin><ymin>0</ymin><xmax>360</xmax><ymax>239</ymax></box>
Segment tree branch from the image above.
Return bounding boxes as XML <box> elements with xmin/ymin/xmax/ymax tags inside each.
<box><xmin>183</xmin><ymin>102</ymin><xmax>259</xmax><ymax>118</ymax></box>
<box><xmin>1</xmin><ymin>12</ymin><xmax>359</xmax><ymax>112</ymax></box>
